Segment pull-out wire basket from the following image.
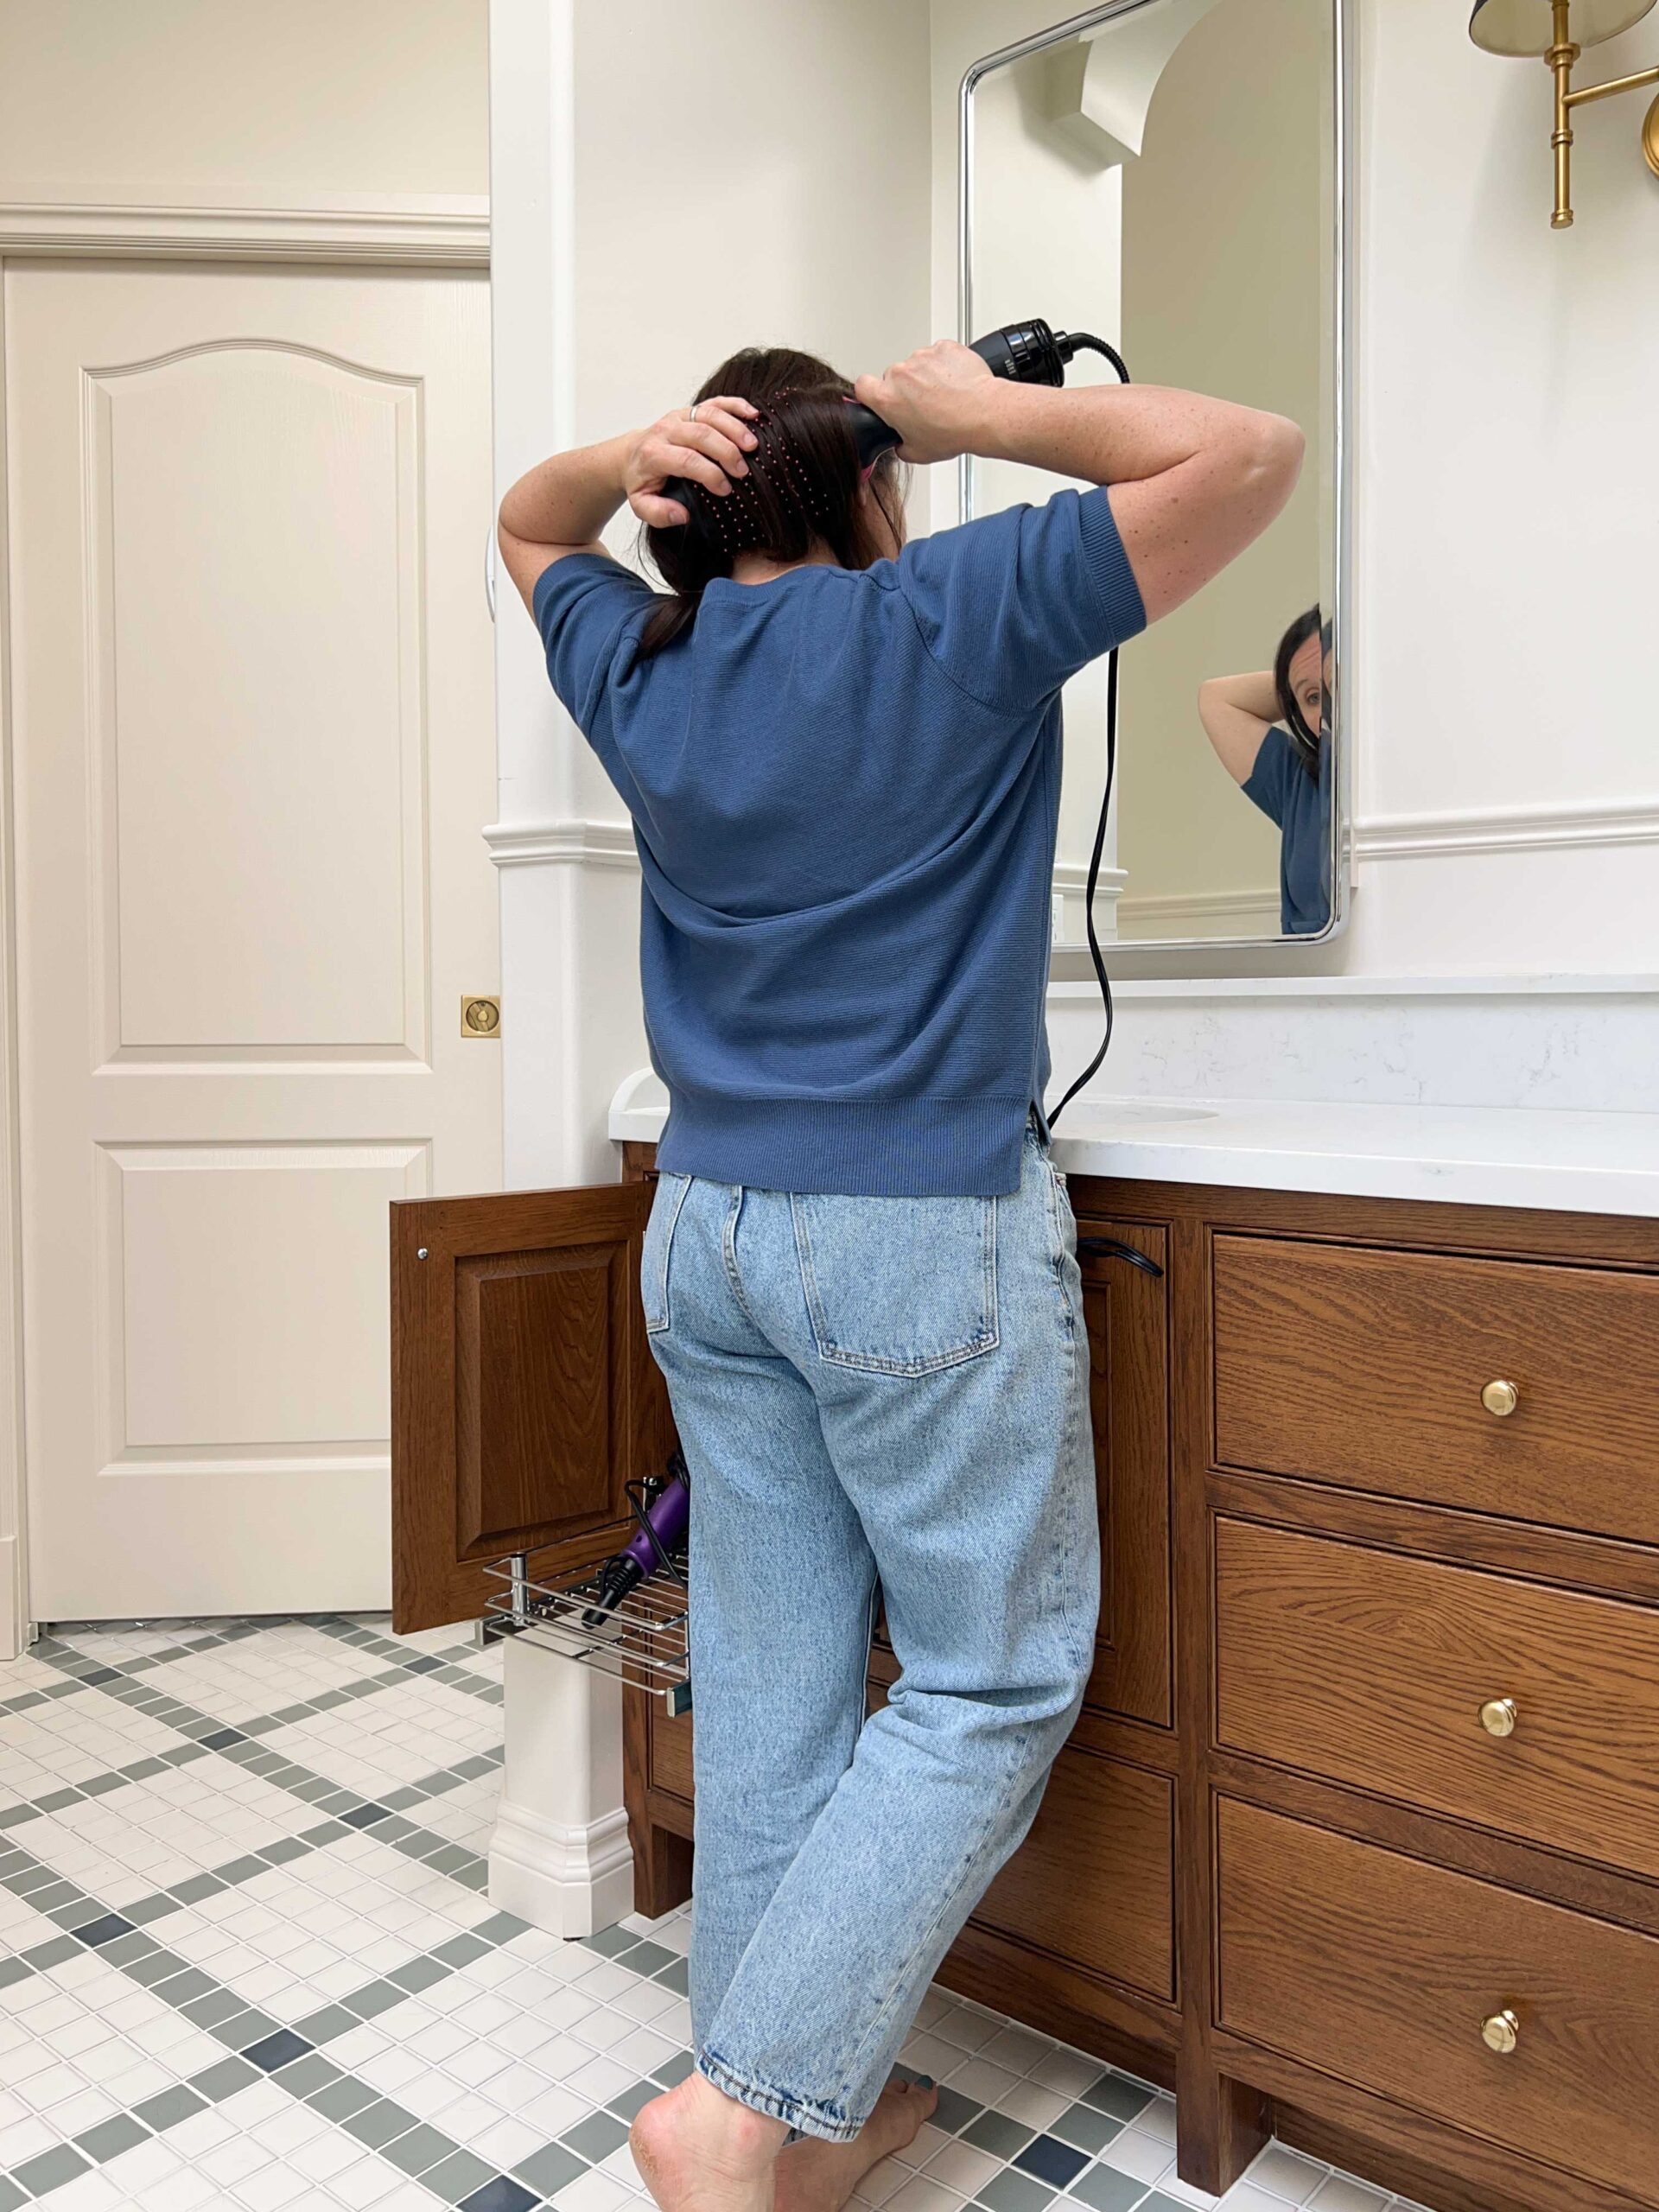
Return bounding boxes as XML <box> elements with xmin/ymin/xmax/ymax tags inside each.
<box><xmin>480</xmin><ymin>1480</ymin><xmax>691</xmax><ymax>1714</ymax></box>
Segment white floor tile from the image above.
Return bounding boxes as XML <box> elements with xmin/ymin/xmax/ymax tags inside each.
<box><xmin>1246</xmin><ymin>2146</ymin><xmax>1328</xmax><ymax>2204</ymax></box>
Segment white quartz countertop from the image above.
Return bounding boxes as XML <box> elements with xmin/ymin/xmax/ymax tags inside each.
<box><xmin>607</xmin><ymin>1072</ymin><xmax>1659</xmax><ymax>1219</ymax></box>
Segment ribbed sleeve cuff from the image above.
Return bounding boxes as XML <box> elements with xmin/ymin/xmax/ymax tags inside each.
<box><xmin>1077</xmin><ymin>486</ymin><xmax>1148</xmax><ymax>647</ymax></box>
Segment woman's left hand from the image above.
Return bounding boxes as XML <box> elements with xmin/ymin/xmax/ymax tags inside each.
<box><xmin>623</xmin><ymin>398</ymin><xmax>761</xmax><ymax>528</ymax></box>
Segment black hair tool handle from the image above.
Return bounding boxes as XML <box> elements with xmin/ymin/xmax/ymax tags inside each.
<box><xmin>970</xmin><ymin>319</ymin><xmax>1070</xmax><ymax>385</ymax></box>
<box><xmin>849</xmin><ymin>319</ymin><xmax>1106</xmax><ymax>462</ymax></box>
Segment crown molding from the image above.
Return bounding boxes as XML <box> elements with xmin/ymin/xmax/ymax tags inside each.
<box><xmin>0</xmin><ymin>195</ymin><xmax>488</xmax><ymax>266</ymax></box>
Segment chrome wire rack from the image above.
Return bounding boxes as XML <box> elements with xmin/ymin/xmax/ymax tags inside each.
<box><xmin>480</xmin><ymin>1484</ymin><xmax>691</xmax><ymax>1714</ymax></box>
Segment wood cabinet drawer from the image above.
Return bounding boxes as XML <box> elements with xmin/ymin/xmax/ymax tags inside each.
<box><xmin>969</xmin><ymin>1746</ymin><xmax>1175</xmax><ymax>2004</ymax></box>
<box><xmin>1217</xmin><ymin>1797</ymin><xmax>1659</xmax><ymax>2205</ymax></box>
<box><xmin>1216</xmin><ymin>1519</ymin><xmax>1659</xmax><ymax>1879</ymax></box>
<box><xmin>1212</xmin><ymin>1236</ymin><xmax>1659</xmax><ymax>1540</ymax></box>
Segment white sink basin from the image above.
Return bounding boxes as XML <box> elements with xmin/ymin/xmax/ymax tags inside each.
<box><xmin>1071</xmin><ymin>1103</ymin><xmax>1220</xmax><ymax>1128</ymax></box>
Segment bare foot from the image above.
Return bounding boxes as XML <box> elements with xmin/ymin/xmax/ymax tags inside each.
<box><xmin>632</xmin><ymin>2072</ymin><xmax>790</xmax><ymax>2212</ymax></box>
<box><xmin>775</xmin><ymin>2076</ymin><xmax>940</xmax><ymax>2212</ymax></box>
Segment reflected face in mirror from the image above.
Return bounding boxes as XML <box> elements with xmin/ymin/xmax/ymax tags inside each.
<box><xmin>1284</xmin><ymin>632</ymin><xmax>1327</xmax><ymax>742</ymax></box>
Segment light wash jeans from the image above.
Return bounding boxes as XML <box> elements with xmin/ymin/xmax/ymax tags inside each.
<box><xmin>639</xmin><ymin>1117</ymin><xmax>1100</xmax><ymax>2142</ymax></box>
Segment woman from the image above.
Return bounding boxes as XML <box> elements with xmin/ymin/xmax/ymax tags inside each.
<box><xmin>497</xmin><ymin>340</ymin><xmax>1301</xmax><ymax>2212</ymax></box>
<box><xmin>1197</xmin><ymin>605</ymin><xmax>1333</xmax><ymax>935</ymax></box>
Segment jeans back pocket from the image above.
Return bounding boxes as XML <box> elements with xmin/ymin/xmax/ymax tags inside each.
<box><xmin>790</xmin><ymin>1192</ymin><xmax>999</xmax><ymax>1376</ymax></box>
<box><xmin>641</xmin><ymin>1173</ymin><xmax>692</xmax><ymax>1333</ymax></box>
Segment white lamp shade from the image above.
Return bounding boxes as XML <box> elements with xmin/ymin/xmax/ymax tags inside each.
<box><xmin>1471</xmin><ymin>0</ymin><xmax>1656</xmax><ymax>54</ymax></box>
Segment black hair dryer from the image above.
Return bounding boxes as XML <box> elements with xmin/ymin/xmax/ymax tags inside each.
<box><xmin>846</xmin><ymin>317</ymin><xmax>1128</xmax><ymax>468</ymax></box>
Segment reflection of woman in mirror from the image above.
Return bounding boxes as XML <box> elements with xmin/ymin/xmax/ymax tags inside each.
<box><xmin>1198</xmin><ymin>606</ymin><xmax>1332</xmax><ymax>935</ymax></box>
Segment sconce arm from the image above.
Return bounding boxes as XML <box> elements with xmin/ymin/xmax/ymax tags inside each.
<box><xmin>1565</xmin><ymin>60</ymin><xmax>1659</xmax><ymax>106</ymax></box>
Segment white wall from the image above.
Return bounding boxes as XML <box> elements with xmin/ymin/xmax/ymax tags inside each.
<box><xmin>1337</xmin><ymin>0</ymin><xmax>1659</xmax><ymax>975</ymax></box>
<box><xmin>0</xmin><ymin>0</ymin><xmax>487</xmax><ymax>204</ymax></box>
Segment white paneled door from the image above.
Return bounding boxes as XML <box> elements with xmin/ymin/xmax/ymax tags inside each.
<box><xmin>6</xmin><ymin>261</ymin><xmax>500</xmax><ymax>1620</ymax></box>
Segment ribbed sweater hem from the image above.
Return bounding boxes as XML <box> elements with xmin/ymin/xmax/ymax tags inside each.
<box><xmin>655</xmin><ymin>1091</ymin><xmax>1030</xmax><ymax>1198</ymax></box>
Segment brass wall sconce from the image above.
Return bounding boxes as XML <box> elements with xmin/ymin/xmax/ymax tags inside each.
<box><xmin>1471</xmin><ymin>0</ymin><xmax>1659</xmax><ymax>225</ymax></box>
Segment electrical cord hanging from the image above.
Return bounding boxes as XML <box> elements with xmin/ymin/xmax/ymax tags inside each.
<box><xmin>1046</xmin><ymin>332</ymin><xmax>1130</xmax><ymax>1128</ymax></box>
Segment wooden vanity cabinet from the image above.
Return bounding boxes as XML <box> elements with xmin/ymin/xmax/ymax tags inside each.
<box><xmin>391</xmin><ymin>1156</ymin><xmax>1659</xmax><ymax>2212</ymax></box>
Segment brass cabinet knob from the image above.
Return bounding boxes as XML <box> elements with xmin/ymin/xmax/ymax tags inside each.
<box><xmin>1481</xmin><ymin>1378</ymin><xmax>1520</xmax><ymax>1418</ymax></box>
<box><xmin>1479</xmin><ymin>1697</ymin><xmax>1519</xmax><ymax>1738</ymax></box>
<box><xmin>1481</xmin><ymin>2008</ymin><xmax>1521</xmax><ymax>2055</ymax></box>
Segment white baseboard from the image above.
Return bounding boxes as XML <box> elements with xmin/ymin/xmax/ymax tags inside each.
<box><xmin>1114</xmin><ymin>887</ymin><xmax>1283</xmax><ymax>939</ymax></box>
<box><xmin>487</xmin><ymin>1796</ymin><xmax>635</xmax><ymax>1937</ymax></box>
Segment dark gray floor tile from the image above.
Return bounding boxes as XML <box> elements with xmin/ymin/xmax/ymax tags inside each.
<box><xmin>472</xmin><ymin>1910</ymin><xmax>531</xmax><ymax>1945</ymax></box>
<box><xmin>188</xmin><ymin>2055</ymin><xmax>259</xmax><ymax>2101</ymax></box>
<box><xmin>625</xmin><ymin>1940</ymin><xmax>677</xmax><ymax>1975</ymax></box>
<box><xmin>289</xmin><ymin>2002</ymin><xmax>362</xmax><ymax>2044</ymax></box>
<box><xmin>978</xmin><ymin>2171</ymin><xmax>1054</xmax><ymax>2212</ymax></box>
<box><xmin>389</xmin><ymin>1954</ymin><xmax>450</xmax><ymax>1993</ymax></box>
<box><xmin>0</xmin><ymin>2174</ymin><xmax>28</xmax><ymax>2210</ymax></box>
<box><xmin>562</xmin><ymin>2108</ymin><xmax>629</xmax><ymax>2162</ymax></box>
<box><xmin>607</xmin><ymin>2078</ymin><xmax>662</xmax><ymax>2121</ymax></box>
<box><xmin>133</xmin><ymin>2084</ymin><xmax>207</xmax><ymax>2132</ymax></box>
<box><xmin>67</xmin><ymin>1910</ymin><xmax>132</xmax><ymax>1947</ymax></box>
<box><xmin>344</xmin><ymin>2101</ymin><xmax>423</xmax><ymax>2150</ymax></box>
<box><xmin>383</xmin><ymin>2120</ymin><xmax>460</xmax><ymax>2176</ymax></box>
<box><xmin>653</xmin><ymin>2050</ymin><xmax>697</xmax><ymax>2088</ymax></box>
<box><xmin>965</xmin><ymin>2111</ymin><xmax>1035</xmax><ymax>2159</ymax></box>
<box><xmin>0</xmin><ymin>1957</ymin><xmax>34</xmax><ymax>1989</ymax></box>
<box><xmin>258</xmin><ymin>1835</ymin><xmax>312</xmax><ymax>1866</ymax></box>
<box><xmin>167</xmin><ymin>1872</ymin><xmax>228</xmax><ymax>1905</ymax></box>
<box><xmin>461</xmin><ymin>2178</ymin><xmax>540</xmax><ymax>2212</ymax></box>
<box><xmin>1015</xmin><ymin>2135</ymin><xmax>1091</xmax><ymax>2189</ymax></box>
<box><xmin>344</xmin><ymin>1979</ymin><xmax>408</xmax><ymax>2019</ymax></box>
<box><xmin>582</xmin><ymin>1923</ymin><xmax>639</xmax><ymax>1960</ymax></box>
<box><xmin>654</xmin><ymin>1955</ymin><xmax>690</xmax><ymax>1995</ymax></box>
<box><xmin>1080</xmin><ymin>2075</ymin><xmax>1154</xmax><ymax>2125</ymax></box>
<box><xmin>513</xmin><ymin>2139</ymin><xmax>588</xmax><ymax>2197</ymax></box>
<box><xmin>422</xmin><ymin>2147</ymin><xmax>499</xmax><ymax>2202</ymax></box>
<box><xmin>1050</xmin><ymin>2104</ymin><xmax>1123</xmax><ymax>2156</ymax></box>
<box><xmin>244</xmin><ymin>2027</ymin><xmax>313</xmax><ymax>2072</ymax></box>
<box><xmin>1066</xmin><ymin>2168</ymin><xmax>1147</xmax><ymax>2212</ymax></box>
<box><xmin>430</xmin><ymin>1931</ymin><xmax>490</xmax><ymax>1969</ymax></box>
<box><xmin>11</xmin><ymin>2144</ymin><xmax>91</xmax><ymax>2195</ymax></box>
<box><xmin>309</xmin><ymin>2076</ymin><xmax>378</xmax><ymax>2121</ymax></box>
<box><xmin>931</xmin><ymin>2083</ymin><xmax>982</xmax><ymax>2135</ymax></box>
<box><xmin>22</xmin><ymin>1934</ymin><xmax>81</xmax><ymax>1971</ymax></box>
<box><xmin>73</xmin><ymin>2112</ymin><xmax>150</xmax><ymax>2163</ymax></box>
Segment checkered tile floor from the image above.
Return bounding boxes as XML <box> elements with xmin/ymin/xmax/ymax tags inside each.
<box><xmin>1</xmin><ymin>1618</ymin><xmax>1440</xmax><ymax>2212</ymax></box>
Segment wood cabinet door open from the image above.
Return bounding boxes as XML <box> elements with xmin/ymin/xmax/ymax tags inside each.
<box><xmin>391</xmin><ymin>1184</ymin><xmax>676</xmax><ymax>1631</ymax></box>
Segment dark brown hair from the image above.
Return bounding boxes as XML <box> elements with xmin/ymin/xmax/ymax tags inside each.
<box><xmin>1273</xmin><ymin>604</ymin><xmax>1331</xmax><ymax>779</ymax></box>
<box><xmin>632</xmin><ymin>346</ymin><xmax>907</xmax><ymax>665</ymax></box>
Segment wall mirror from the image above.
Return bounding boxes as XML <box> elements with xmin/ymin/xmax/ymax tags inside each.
<box><xmin>963</xmin><ymin>0</ymin><xmax>1350</xmax><ymax>950</ymax></box>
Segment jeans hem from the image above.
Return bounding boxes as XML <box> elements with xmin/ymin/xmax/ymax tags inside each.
<box><xmin>696</xmin><ymin>2049</ymin><xmax>863</xmax><ymax>2143</ymax></box>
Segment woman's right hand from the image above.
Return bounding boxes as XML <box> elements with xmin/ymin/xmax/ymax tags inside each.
<box><xmin>854</xmin><ymin>341</ymin><xmax>997</xmax><ymax>466</ymax></box>
<box><xmin>623</xmin><ymin>397</ymin><xmax>760</xmax><ymax>529</ymax></box>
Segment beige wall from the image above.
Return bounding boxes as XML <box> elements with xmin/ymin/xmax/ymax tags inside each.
<box><xmin>0</xmin><ymin>0</ymin><xmax>487</xmax><ymax>203</ymax></box>
<box><xmin>1115</xmin><ymin>0</ymin><xmax>1328</xmax><ymax>930</ymax></box>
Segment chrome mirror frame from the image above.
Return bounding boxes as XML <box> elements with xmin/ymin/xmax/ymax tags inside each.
<box><xmin>959</xmin><ymin>0</ymin><xmax>1354</xmax><ymax>955</ymax></box>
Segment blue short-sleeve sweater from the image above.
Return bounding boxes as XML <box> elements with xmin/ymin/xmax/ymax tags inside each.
<box><xmin>534</xmin><ymin>486</ymin><xmax>1146</xmax><ymax>1197</ymax></box>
